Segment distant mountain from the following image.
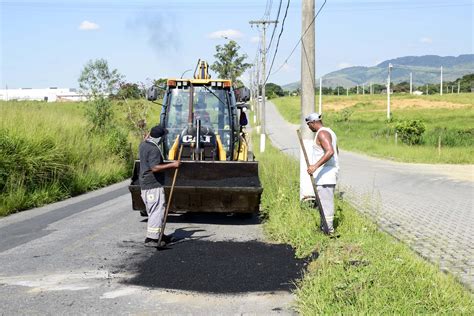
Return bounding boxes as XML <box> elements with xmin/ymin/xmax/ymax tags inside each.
<box><xmin>282</xmin><ymin>54</ymin><xmax>474</xmax><ymax>89</ymax></box>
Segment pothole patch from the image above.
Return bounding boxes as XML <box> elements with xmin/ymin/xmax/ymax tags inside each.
<box><xmin>123</xmin><ymin>240</ymin><xmax>307</xmax><ymax>294</ymax></box>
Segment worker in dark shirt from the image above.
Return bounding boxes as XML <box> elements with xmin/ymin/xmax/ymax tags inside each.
<box><xmin>139</xmin><ymin>125</ymin><xmax>180</xmax><ymax>248</ymax></box>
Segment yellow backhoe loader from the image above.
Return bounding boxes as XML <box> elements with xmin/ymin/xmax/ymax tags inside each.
<box><xmin>129</xmin><ymin>60</ymin><xmax>262</xmax><ymax>215</ymax></box>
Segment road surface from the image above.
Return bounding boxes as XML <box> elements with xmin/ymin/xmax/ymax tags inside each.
<box><xmin>0</xmin><ymin>181</ymin><xmax>302</xmax><ymax>315</ymax></box>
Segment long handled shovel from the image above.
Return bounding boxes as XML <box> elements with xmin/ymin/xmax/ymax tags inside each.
<box><xmin>157</xmin><ymin>145</ymin><xmax>184</xmax><ymax>248</ymax></box>
<box><xmin>296</xmin><ymin>130</ymin><xmax>329</xmax><ymax>234</ymax></box>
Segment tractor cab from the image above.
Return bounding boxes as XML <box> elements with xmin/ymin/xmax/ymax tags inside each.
<box><xmin>151</xmin><ymin>60</ymin><xmax>249</xmax><ymax>162</ymax></box>
<box><xmin>160</xmin><ymin>79</ymin><xmax>239</xmax><ymax>161</ymax></box>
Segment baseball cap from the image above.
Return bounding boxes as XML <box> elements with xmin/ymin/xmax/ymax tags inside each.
<box><xmin>305</xmin><ymin>112</ymin><xmax>322</xmax><ymax>123</ymax></box>
<box><xmin>150</xmin><ymin>125</ymin><xmax>168</xmax><ymax>138</ymax></box>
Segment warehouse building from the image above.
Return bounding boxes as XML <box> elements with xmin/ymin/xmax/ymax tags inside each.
<box><xmin>0</xmin><ymin>87</ymin><xmax>87</xmax><ymax>102</ymax></box>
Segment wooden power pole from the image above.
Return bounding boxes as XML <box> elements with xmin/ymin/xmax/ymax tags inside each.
<box><xmin>300</xmin><ymin>0</ymin><xmax>316</xmax><ymax>200</ymax></box>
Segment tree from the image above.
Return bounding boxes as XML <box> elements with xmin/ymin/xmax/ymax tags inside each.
<box><xmin>265</xmin><ymin>83</ymin><xmax>284</xmax><ymax>99</ymax></box>
<box><xmin>79</xmin><ymin>59</ymin><xmax>123</xmax><ymax>98</ymax></box>
<box><xmin>393</xmin><ymin>81</ymin><xmax>410</xmax><ymax>93</ymax></box>
<box><xmin>115</xmin><ymin>82</ymin><xmax>143</xmax><ymax>100</ymax></box>
<box><xmin>210</xmin><ymin>40</ymin><xmax>252</xmax><ymax>84</ymax></box>
<box><xmin>78</xmin><ymin>59</ymin><xmax>123</xmax><ymax>132</ymax></box>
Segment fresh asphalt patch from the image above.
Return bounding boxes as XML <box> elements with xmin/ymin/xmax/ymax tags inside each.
<box><xmin>122</xmin><ymin>240</ymin><xmax>307</xmax><ymax>294</ymax></box>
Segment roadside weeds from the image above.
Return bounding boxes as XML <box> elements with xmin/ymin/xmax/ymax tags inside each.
<box><xmin>254</xmin><ymin>134</ymin><xmax>474</xmax><ymax>314</ymax></box>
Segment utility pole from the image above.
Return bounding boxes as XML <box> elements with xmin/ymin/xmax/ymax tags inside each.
<box><xmin>319</xmin><ymin>77</ymin><xmax>322</xmax><ymax>114</ymax></box>
<box><xmin>255</xmin><ymin>58</ymin><xmax>260</xmax><ymax>126</ymax></box>
<box><xmin>440</xmin><ymin>66</ymin><xmax>443</xmax><ymax>95</ymax></box>
<box><xmin>362</xmin><ymin>83</ymin><xmax>365</xmax><ymax>95</ymax></box>
<box><xmin>249</xmin><ymin>69</ymin><xmax>255</xmax><ymax>123</ymax></box>
<box><xmin>299</xmin><ymin>0</ymin><xmax>315</xmax><ymax>200</ymax></box>
<box><xmin>426</xmin><ymin>84</ymin><xmax>428</xmax><ymax>95</ymax></box>
<box><xmin>356</xmin><ymin>84</ymin><xmax>359</xmax><ymax>94</ymax></box>
<box><xmin>346</xmin><ymin>87</ymin><xmax>349</xmax><ymax>96</ymax></box>
<box><xmin>337</xmin><ymin>86</ymin><xmax>340</xmax><ymax>96</ymax></box>
<box><xmin>410</xmin><ymin>72</ymin><xmax>413</xmax><ymax>94</ymax></box>
<box><xmin>458</xmin><ymin>81</ymin><xmax>461</xmax><ymax>94</ymax></box>
<box><xmin>249</xmin><ymin>19</ymin><xmax>278</xmax><ymax>153</ymax></box>
<box><xmin>387</xmin><ymin>63</ymin><xmax>393</xmax><ymax>120</ymax></box>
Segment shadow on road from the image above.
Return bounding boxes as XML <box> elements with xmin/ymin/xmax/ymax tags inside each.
<box><xmin>122</xmin><ymin>239</ymin><xmax>306</xmax><ymax>294</ymax></box>
<box><xmin>159</xmin><ymin>212</ymin><xmax>261</xmax><ymax>226</ymax></box>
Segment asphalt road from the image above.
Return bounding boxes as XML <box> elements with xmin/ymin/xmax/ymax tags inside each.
<box><xmin>0</xmin><ymin>181</ymin><xmax>301</xmax><ymax>315</ymax></box>
<box><xmin>264</xmin><ymin>100</ymin><xmax>474</xmax><ymax>291</ymax></box>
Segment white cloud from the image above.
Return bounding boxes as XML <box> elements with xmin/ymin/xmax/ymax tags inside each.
<box><xmin>420</xmin><ymin>37</ymin><xmax>432</xmax><ymax>44</ymax></box>
<box><xmin>337</xmin><ymin>62</ymin><xmax>352</xmax><ymax>69</ymax></box>
<box><xmin>79</xmin><ymin>20</ymin><xmax>100</xmax><ymax>31</ymax></box>
<box><xmin>208</xmin><ymin>29</ymin><xmax>243</xmax><ymax>40</ymax></box>
<box><xmin>250</xmin><ymin>36</ymin><xmax>260</xmax><ymax>43</ymax></box>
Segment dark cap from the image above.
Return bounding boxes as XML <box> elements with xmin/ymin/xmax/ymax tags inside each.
<box><xmin>150</xmin><ymin>125</ymin><xmax>168</xmax><ymax>138</ymax></box>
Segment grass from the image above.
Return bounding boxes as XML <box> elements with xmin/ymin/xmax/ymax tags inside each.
<box><xmin>271</xmin><ymin>94</ymin><xmax>474</xmax><ymax>163</ymax></box>
<box><xmin>0</xmin><ymin>100</ymin><xmax>161</xmax><ymax>216</ymax></box>
<box><xmin>253</xmin><ymin>134</ymin><xmax>474</xmax><ymax>314</ymax></box>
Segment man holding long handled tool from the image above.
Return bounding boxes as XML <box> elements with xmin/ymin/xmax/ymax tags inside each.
<box><xmin>139</xmin><ymin>125</ymin><xmax>180</xmax><ymax>248</ymax></box>
<box><xmin>304</xmin><ymin>113</ymin><xmax>339</xmax><ymax>234</ymax></box>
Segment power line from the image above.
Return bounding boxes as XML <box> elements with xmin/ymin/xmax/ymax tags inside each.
<box><xmin>269</xmin><ymin>0</ymin><xmax>327</xmax><ymax>79</ymax></box>
<box><xmin>265</xmin><ymin>0</ymin><xmax>290</xmax><ymax>84</ymax></box>
<box><xmin>319</xmin><ymin>2</ymin><xmax>472</xmax><ymax>12</ymax></box>
<box><xmin>262</xmin><ymin>0</ymin><xmax>273</xmax><ymax>20</ymax></box>
<box><xmin>266</xmin><ymin>0</ymin><xmax>283</xmax><ymax>53</ymax></box>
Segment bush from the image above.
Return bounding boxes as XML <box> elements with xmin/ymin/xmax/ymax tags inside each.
<box><xmin>334</xmin><ymin>108</ymin><xmax>354</xmax><ymax>122</ymax></box>
<box><xmin>423</xmin><ymin>127</ymin><xmax>474</xmax><ymax>147</ymax></box>
<box><xmin>105</xmin><ymin>127</ymin><xmax>131</xmax><ymax>160</ymax></box>
<box><xmin>85</xmin><ymin>97</ymin><xmax>114</xmax><ymax>132</ymax></box>
<box><xmin>395</xmin><ymin>120</ymin><xmax>425</xmax><ymax>145</ymax></box>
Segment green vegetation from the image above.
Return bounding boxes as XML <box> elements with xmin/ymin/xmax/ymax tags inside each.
<box><xmin>272</xmin><ymin>94</ymin><xmax>474</xmax><ymax>163</ymax></box>
<box><xmin>210</xmin><ymin>40</ymin><xmax>251</xmax><ymax>84</ymax></box>
<box><xmin>0</xmin><ymin>100</ymin><xmax>160</xmax><ymax>216</ymax></box>
<box><xmin>265</xmin><ymin>82</ymin><xmax>285</xmax><ymax>99</ymax></box>
<box><xmin>254</xmin><ymin>135</ymin><xmax>474</xmax><ymax>314</ymax></box>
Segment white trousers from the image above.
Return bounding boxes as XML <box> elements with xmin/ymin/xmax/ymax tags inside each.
<box><xmin>141</xmin><ymin>187</ymin><xmax>166</xmax><ymax>239</ymax></box>
<box><xmin>317</xmin><ymin>184</ymin><xmax>335</xmax><ymax>233</ymax></box>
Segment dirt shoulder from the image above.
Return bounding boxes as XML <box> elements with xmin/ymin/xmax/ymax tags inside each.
<box><xmin>326</xmin><ymin>98</ymin><xmax>471</xmax><ymax>111</ymax></box>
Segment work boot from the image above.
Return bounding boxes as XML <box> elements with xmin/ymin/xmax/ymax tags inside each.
<box><xmin>144</xmin><ymin>238</ymin><xmax>166</xmax><ymax>248</ymax></box>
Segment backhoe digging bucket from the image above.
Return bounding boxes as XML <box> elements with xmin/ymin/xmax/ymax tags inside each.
<box><xmin>129</xmin><ymin>160</ymin><xmax>262</xmax><ymax>214</ymax></box>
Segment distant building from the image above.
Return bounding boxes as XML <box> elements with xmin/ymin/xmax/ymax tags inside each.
<box><xmin>413</xmin><ymin>91</ymin><xmax>423</xmax><ymax>95</ymax></box>
<box><xmin>0</xmin><ymin>87</ymin><xmax>87</xmax><ymax>102</ymax></box>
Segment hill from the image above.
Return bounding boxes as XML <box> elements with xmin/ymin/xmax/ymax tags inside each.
<box><xmin>282</xmin><ymin>54</ymin><xmax>474</xmax><ymax>89</ymax></box>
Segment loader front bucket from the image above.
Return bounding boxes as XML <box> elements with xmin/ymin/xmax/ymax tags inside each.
<box><xmin>129</xmin><ymin>160</ymin><xmax>263</xmax><ymax>214</ymax></box>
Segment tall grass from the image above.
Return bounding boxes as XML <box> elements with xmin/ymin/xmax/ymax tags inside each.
<box><xmin>0</xmin><ymin>100</ymin><xmax>159</xmax><ymax>216</ymax></box>
<box><xmin>254</xmin><ymin>135</ymin><xmax>474</xmax><ymax>314</ymax></box>
<box><xmin>272</xmin><ymin>94</ymin><xmax>474</xmax><ymax>163</ymax></box>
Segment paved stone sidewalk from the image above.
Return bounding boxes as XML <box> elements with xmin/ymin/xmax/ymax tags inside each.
<box><xmin>264</xmin><ymin>100</ymin><xmax>474</xmax><ymax>291</ymax></box>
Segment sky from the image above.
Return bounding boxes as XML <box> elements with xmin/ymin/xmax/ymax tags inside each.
<box><xmin>0</xmin><ymin>0</ymin><xmax>473</xmax><ymax>88</ymax></box>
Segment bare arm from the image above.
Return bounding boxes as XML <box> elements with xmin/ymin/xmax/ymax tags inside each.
<box><xmin>151</xmin><ymin>161</ymin><xmax>180</xmax><ymax>173</ymax></box>
<box><xmin>307</xmin><ymin>131</ymin><xmax>334</xmax><ymax>175</ymax></box>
